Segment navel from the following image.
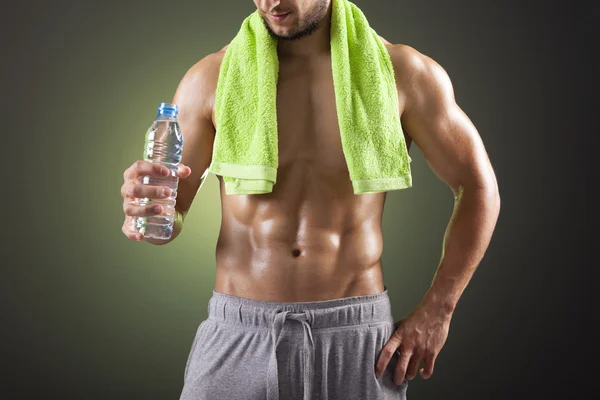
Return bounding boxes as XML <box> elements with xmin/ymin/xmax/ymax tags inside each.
<box><xmin>291</xmin><ymin>248</ymin><xmax>302</xmax><ymax>258</ymax></box>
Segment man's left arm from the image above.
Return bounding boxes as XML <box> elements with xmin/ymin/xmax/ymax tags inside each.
<box><xmin>375</xmin><ymin>45</ymin><xmax>501</xmax><ymax>384</ymax></box>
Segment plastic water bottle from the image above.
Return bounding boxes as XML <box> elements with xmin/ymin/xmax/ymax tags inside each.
<box><xmin>133</xmin><ymin>102</ymin><xmax>183</xmax><ymax>240</ymax></box>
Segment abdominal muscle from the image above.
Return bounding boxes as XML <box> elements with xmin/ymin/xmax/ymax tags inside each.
<box><xmin>213</xmin><ymin>160</ymin><xmax>388</xmax><ymax>302</ymax></box>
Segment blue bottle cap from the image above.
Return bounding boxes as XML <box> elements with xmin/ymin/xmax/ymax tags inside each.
<box><xmin>157</xmin><ymin>102</ymin><xmax>178</xmax><ymax>117</ymax></box>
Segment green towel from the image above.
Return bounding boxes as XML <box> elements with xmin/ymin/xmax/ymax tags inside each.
<box><xmin>207</xmin><ymin>0</ymin><xmax>413</xmax><ymax>195</ymax></box>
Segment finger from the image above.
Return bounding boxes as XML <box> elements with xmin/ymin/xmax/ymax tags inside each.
<box><xmin>124</xmin><ymin>160</ymin><xmax>170</xmax><ymax>181</ymax></box>
<box><xmin>394</xmin><ymin>347</ymin><xmax>412</xmax><ymax>386</ymax></box>
<box><xmin>405</xmin><ymin>350</ymin><xmax>423</xmax><ymax>380</ymax></box>
<box><xmin>123</xmin><ymin>201</ymin><xmax>163</xmax><ymax>217</ymax></box>
<box><xmin>177</xmin><ymin>163</ymin><xmax>192</xmax><ymax>178</ymax></box>
<box><xmin>375</xmin><ymin>332</ymin><xmax>402</xmax><ymax>378</ymax></box>
<box><xmin>122</xmin><ymin>217</ymin><xmax>143</xmax><ymax>241</ymax></box>
<box><xmin>121</xmin><ymin>182</ymin><xmax>173</xmax><ymax>200</ymax></box>
<box><xmin>419</xmin><ymin>351</ymin><xmax>437</xmax><ymax>380</ymax></box>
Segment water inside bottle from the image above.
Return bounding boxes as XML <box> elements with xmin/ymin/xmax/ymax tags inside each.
<box><xmin>134</xmin><ymin>166</ymin><xmax>179</xmax><ymax>239</ymax></box>
<box><xmin>133</xmin><ymin>104</ymin><xmax>183</xmax><ymax>240</ymax></box>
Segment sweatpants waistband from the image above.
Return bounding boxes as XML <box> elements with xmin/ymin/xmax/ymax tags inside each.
<box><xmin>206</xmin><ymin>286</ymin><xmax>394</xmax><ymax>331</ymax></box>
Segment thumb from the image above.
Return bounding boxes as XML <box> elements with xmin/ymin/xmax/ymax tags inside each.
<box><xmin>178</xmin><ymin>163</ymin><xmax>192</xmax><ymax>178</ymax></box>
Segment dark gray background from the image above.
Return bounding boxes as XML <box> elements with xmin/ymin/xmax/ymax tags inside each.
<box><xmin>3</xmin><ymin>0</ymin><xmax>596</xmax><ymax>398</ymax></box>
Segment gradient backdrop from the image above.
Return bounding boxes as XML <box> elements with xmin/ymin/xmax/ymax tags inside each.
<box><xmin>4</xmin><ymin>0</ymin><xmax>595</xmax><ymax>399</ymax></box>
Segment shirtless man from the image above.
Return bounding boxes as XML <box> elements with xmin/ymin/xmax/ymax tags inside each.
<box><xmin>121</xmin><ymin>1</ymin><xmax>500</xmax><ymax>398</ymax></box>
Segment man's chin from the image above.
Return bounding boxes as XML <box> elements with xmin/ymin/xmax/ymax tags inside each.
<box><xmin>265</xmin><ymin>27</ymin><xmax>296</xmax><ymax>41</ymax></box>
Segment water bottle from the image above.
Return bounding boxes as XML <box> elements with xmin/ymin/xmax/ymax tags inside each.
<box><xmin>133</xmin><ymin>102</ymin><xmax>183</xmax><ymax>240</ymax></box>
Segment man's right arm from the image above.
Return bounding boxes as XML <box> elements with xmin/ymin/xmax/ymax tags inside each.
<box><xmin>144</xmin><ymin>52</ymin><xmax>222</xmax><ymax>245</ymax></box>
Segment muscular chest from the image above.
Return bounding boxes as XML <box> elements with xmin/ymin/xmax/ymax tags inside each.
<box><xmin>275</xmin><ymin>56</ymin><xmax>348</xmax><ymax>182</ymax></box>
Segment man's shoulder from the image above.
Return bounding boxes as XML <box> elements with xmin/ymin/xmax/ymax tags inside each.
<box><xmin>178</xmin><ymin>44</ymin><xmax>231</xmax><ymax>121</ymax></box>
<box><xmin>185</xmin><ymin>44</ymin><xmax>229</xmax><ymax>85</ymax></box>
<box><xmin>383</xmin><ymin>42</ymin><xmax>435</xmax><ymax>83</ymax></box>
<box><xmin>382</xmin><ymin>41</ymin><xmax>451</xmax><ymax>109</ymax></box>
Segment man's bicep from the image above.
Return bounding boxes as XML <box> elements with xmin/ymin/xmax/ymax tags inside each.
<box><xmin>175</xmin><ymin>110</ymin><xmax>215</xmax><ymax>218</ymax></box>
<box><xmin>401</xmin><ymin>53</ymin><xmax>494</xmax><ymax>194</ymax></box>
<box><xmin>171</xmin><ymin>55</ymin><xmax>219</xmax><ymax>217</ymax></box>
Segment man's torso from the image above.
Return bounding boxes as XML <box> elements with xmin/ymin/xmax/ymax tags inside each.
<box><xmin>206</xmin><ymin>37</ymin><xmax>412</xmax><ymax>301</ymax></box>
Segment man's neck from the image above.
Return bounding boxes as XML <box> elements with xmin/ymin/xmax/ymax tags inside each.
<box><xmin>277</xmin><ymin>4</ymin><xmax>332</xmax><ymax>59</ymax></box>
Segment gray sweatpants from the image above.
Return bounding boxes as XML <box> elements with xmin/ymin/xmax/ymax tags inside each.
<box><xmin>179</xmin><ymin>286</ymin><xmax>408</xmax><ymax>400</ymax></box>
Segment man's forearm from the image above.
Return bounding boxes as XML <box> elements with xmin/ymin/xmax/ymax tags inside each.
<box><xmin>143</xmin><ymin>208</ymin><xmax>186</xmax><ymax>246</ymax></box>
<box><xmin>420</xmin><ymin>184</ymin><xmax>501</xmax><ymax>316</ymax></box>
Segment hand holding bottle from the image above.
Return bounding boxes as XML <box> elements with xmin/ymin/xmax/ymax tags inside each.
<box><xmin>121</xmin><ymin>160</ymin><xmax>192</xmax><ymax>241</ymax></box>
